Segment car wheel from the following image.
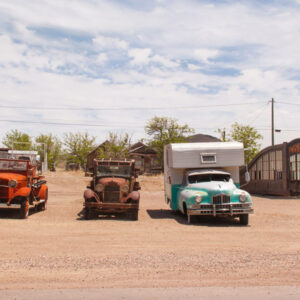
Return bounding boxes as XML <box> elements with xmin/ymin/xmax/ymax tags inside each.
<box><xmin>239</xmin><ymin>214</ymin><xmax>249</xmax><ymax>225</ymax></box>
<box><xmin>20</xmin><ymin>197</ymin><xmax>29</xmax><ymax>219</ymax></box>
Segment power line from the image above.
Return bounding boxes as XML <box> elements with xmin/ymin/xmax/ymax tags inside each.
<box><xmin>276</xmin><ymin>101</ymin><xmax>300</xmax><ymax>106</ymax></box>
<box><xmin>0</xmin><ymin>119</ymin><xmax>108</xmax><ymax>127</ymax></box>
<box><xmin>0</xmin><ymin>101</ymin><xmax>263</xmax><ymax>111</ymax></box>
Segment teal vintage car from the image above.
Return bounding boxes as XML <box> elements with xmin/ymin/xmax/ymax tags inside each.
<box><xmin>177</xmin><ymin>169</ymin><xmax>253</xmax><ymax>224</ymax></box>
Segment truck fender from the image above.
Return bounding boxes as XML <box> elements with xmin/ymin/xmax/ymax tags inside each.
<box><xmin>38</xmin><ymin>185</ymin><xmax>48</xmax><ymax>200</ymax></box>
<box><xmin>13</xmin><ymin>187</ymin><xmax>31</xmax><ymax>198</ymax></box>
<box><xmin>126</xmin><ymin>191</ymin><xmax>140</xmax><ymax>202</ymax></box>
<box><xmin>84</xmin><ymin>189</ymin><xmax>101</xmax><ymax>203</ymax></box>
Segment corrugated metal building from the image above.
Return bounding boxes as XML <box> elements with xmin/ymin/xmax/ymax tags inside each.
<box><xmin>243</xmin><ymin>138</ymin><xmax>300</xmax><ymax>195</ymax></box>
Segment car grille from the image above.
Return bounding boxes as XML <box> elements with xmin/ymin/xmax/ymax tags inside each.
<box><xmin>0</xmin><ymin>179</ymin><xmax>8</xmax><ymax>199</ymax></box>
<box><xmin>212</xmin><ymin>194</ymin><xmax>230</xmax><ymax>204</ymax></box>
<box><xmin>104</xmin><ymin>184</ymin><xmax>120</xmax><ymax>202</ymax></box>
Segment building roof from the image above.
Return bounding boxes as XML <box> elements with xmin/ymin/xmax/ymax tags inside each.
<box><xmin>187</xmin><ymin>133</ymin><xmax>220</xmax><ymax>143</ymax></box>
<box><xmin>129</xmin><ymin>142</ymin><xmax>157</xmax><ymax>155</ymax></box>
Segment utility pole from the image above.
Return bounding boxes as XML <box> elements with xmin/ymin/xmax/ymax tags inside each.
<box><xmin>222</xmin><ymin>129</ymin><xmax>226</xmax><ymax>142</ymax></box>
<box><xmin>271</xmin><ymin>98</ymin><xmax>274</xmax><ymax>146</ymax></box>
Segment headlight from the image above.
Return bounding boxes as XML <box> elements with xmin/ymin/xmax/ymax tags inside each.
<box><xmin>8</xmin><ymin>180</ymin><xmax>17</xmax><ymax>188</ymax></box>
<box><xmin>121</xmin><ymin>185</ymin><xmax>129</xmax><ymax>193</ymax></box>
<box><xmin>95</xmin><ymin>184</ymin><xmax>104</xmax><ymax>193</ymax></box>
<box><xmin>239</xmin><ymin>193</ymin><xmax>247</xmax><ymax>202</ymax></box>
<box><xmin>195</xmin><ymin>195</ymin><xmax>202</xmax><ymax>203</ymax></box>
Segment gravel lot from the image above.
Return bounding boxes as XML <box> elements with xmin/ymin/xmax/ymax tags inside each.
<box><xmin>0</xmin><ymin>170</ymin><xmax>299</xmax><ymax>290</ymax></box>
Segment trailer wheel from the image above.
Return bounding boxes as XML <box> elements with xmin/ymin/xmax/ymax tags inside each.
<box><xmin>20</xmin><ymin>197</ymin><xmax>29</xmax><ymax>219</ymax></box>
<box><xmin>239</xmin><ymin>214</ymin><xmax>249</xmax><ymax>225</ymax></box>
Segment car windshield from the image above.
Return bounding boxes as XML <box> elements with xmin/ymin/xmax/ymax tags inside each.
<box><xmin>188</xmin><ymin>173</ymin><xmax>231</xmax><ymax>184</ymax></box>
<box><xmin>0</xmin><ymin>160</ymin><xmax>28</xmax><ymax>171</ymax></box>
<box><xmin>97</xmin><ymin>165</ymin><xmax>131</xmax><ymax>177</ymax></box>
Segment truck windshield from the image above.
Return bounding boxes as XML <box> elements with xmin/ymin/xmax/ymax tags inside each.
<box><xmin>188</xmin><ymin>173</ymin><xmax>231</xmax><ymax>184</ymax></box>
<box><xmin>97</xmin><ymin>165</ymin><xmax>131</xmax><ymax>177</ymax></box>
<box><xmin>0</xmin><ymin>160</ymin><xmax>27</xmax><ymax>171</ymax></box>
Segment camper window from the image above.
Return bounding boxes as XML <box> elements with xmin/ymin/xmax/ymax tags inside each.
<box><xmin>200</xmin><ymin>153</ymin><xmax>216</xmax><ymax>164</ymax></box>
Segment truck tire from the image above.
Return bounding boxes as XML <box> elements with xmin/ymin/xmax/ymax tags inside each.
<box><xmin>84</xmin><ymin>207</ymin><xmax>91</xmax><ymax>220</ymax></box>
<box><xmin>128</xmin><ymin>210</ymin><xmax>138</xmax><ymax>221</ymax></box>
<box><xmin>20</xmin><ymin>198</ymin><xmax>29</xmax><ymax>219</ymax></box>
<box><xmin>39</xmin><ymin>189</ymin><xmax>48</xmax><ymax>211</ymax></box>
<box><xmin>239</xmin><ymin>214</ymin><xmax>249</xmax><ymax>225</ymax></box>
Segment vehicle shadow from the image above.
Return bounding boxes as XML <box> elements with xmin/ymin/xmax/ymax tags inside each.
<box><xmin>146</xmin><ymin>209</ymin><xmax>245</xmax><ymax>227</ymax></box>
<box><xmin>76</xmin><ymin>208</ymin><xmax>135</xmax><ymax>221</ymax></box>
<box><xmin>0</xmin><ymin>207</ymin><xmax>38</xmax><ymax>219</ymax></box>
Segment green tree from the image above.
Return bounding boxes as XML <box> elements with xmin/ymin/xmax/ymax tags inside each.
<box><xmin>145</xmin><ymin>116</ymin><xmax>194</xmax><ymax>160</ymax></box>
<box><xmin>97</xmin><ymin>132</ymin><xmax>131</xmax><ymax>159</ymax></box>
<box><xmin>229</xmin><ymin>122</ymin><xmax>263</xmax><ymax>164</ymax></box>
<box><xmin>63</xmin><ymin>132</ymin><xmax>96</xmax><ymax>168</ymax></box>
<box><xmin>2</xmin><ymin>130</ymin><xmax>32</xmax><ymax>150</ymax></box>
<box><xmin>35</xmin><ymin>134</ymin><xmax>62</xmax><ymax>169</ymax></box>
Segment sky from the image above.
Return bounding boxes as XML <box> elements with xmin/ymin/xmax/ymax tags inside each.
<box><xmin>1</xmin><ymin>0</ymin><xmax>300</xmax><ymax>149</ymax></box>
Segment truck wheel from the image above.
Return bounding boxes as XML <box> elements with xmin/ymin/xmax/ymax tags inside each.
<box><xmin>20</xmin><ymin>198</ymin><xmax>29</xmax><ymax>219</ymax></box>
<box><xmin>128</xmin><ymin>210</ymin><xmax>138</xmax><ymax>221</ymax></box>
<box><xmin>84</xmin><ymin>207</ymin><xmax>90</xmax><ymax>220</ymax></box>
<box><xmin>239</xmin><ymin>214</ymin><xmax>249</xmax><ymax>225</ymax></box>
<box><xmin>39</xmin><ymin>189</ymin><xmax>48</xmax><ymax>211</ymax></box>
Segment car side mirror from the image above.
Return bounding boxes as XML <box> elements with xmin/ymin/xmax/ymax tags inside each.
<box><xmin>245</xmin><ymin>171</ymin><xmax>250</xmax><ymax>183</ymax></box>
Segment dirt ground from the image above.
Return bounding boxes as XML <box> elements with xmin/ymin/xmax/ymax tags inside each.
<box><xmin>0</xmin><ymin>170</ymin><xmax>299</xmax><ymax>290</ymax></box>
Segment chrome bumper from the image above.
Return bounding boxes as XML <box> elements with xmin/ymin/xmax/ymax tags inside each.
<box><xmin>0</xmin><ymin>203</ymin><xmax>21</xmax><ymax>209</ymax></box>
<box><xmin>188</xmin><ymin>203</ymin><xmax>254</xmax><ymax>217</ymax></box>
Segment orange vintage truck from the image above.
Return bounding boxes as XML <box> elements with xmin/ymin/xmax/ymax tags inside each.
<box><xmin>0</xmin><ymin>158</ymin><xmax>48</xmax><ymax>218</ymax></box>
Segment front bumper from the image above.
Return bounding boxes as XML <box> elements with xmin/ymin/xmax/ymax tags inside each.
<box><xmin>84</xmin><ymin>202</ymin><xmax>139</xmax><ymax>213</ymax></box>
<box><xmin>0</xmin><ymin>203</ymin><xmax>21</xmax><ymax>209</ymax></box>
<box><xmin>187</xmin><ymin>203</ymin><xmax>253</xmax><ymax>217</ymax></box>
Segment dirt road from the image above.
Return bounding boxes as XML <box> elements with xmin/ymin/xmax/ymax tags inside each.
<box><xmin>0</xmin><ymin>170</ymin><xmax>299</xmax><ymax>290</ymax></box>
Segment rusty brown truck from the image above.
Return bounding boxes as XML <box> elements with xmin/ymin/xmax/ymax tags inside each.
<box><xmin>83</xmin><ymin>159</ymin><xmax>140</xmax><ymax>220</ymax></box>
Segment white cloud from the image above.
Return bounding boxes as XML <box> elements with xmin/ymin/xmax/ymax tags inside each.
<box><xmin>93</xmin><ymin>35</ymin><xmax>128</xmax><ymax>50</ymax></box>
<box><xmin>96</xmin><ymin>53</ymin><xmax>108</xmax><ymax>64</ymax></box>
<box><xmin>194</xmin><ymin>48</ymin><xmax>219</xmax><ymax>64</ymax></box>
<box><xmin>152</xmin><ymin>55</ymin><xmax>179</xmax><ymax>68</ymax></box>
<box><xmin>0</xmin><ymin>35</ymin><xmax>27</xmax><ymax>64</ymax></box>
<box><xmin>128</xmin><ymin>48</ymin><xmax>152</xmax><ymax>65</ymax></box>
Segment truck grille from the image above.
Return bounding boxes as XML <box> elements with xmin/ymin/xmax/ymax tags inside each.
<box><xmin>104</xmin><ymin>184</ymin><xmax>120</xmax><ymax>202</ymax></box>
<box><xmin>0</xmin><ymin>179</ymin><xmax>8</xmax><ymax>199</ymax></box>
<box><xmin>213</xmin><ymin>194</ymin><xmax>230</xmax><ymax>204</ymax></box>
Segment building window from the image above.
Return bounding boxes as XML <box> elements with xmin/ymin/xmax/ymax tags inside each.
<box><xmin>275</xmin><ymin>150</ymin><xmax>282</xmax><ymax>180</ymax></box>
<box><xmin>257</xmin><ymin>156</ymin><xmax>262</xmax><ymax>180</ymax></box>
<box><xmin>250</xmin><ymin>163</ymin><xmax>256</xmax><ymax>181</ymax></box>
<box><xmin>262</xmin><ymin>153</ymin><xmax>269</xmax><ymax>180</ymax></box>
<box><xmin>290</xmin><ymin>154</ymin><xmax>296</xmax><ymax>181</ymax></box>
<box><xmin>269</xmin><ymin>151</ymin><xmax>275</xmax><ymax>180</ymax></box>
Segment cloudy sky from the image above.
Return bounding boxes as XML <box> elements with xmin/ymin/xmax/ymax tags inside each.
<box><xmin>1</xmin><ymin>0</ymin><xmax>300</xmax><ymax>149</ymax></box>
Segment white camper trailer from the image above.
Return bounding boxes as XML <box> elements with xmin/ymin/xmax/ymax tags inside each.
<box><xmin>164</xmin><ymin>142</ymin><xmax>253</xmax><ymax>224</ymax></box>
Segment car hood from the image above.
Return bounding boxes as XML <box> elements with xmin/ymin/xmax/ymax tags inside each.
<box><xmin>98</xmin><ymin>177</ymin><xmax>128</xmax><ymax>186</ymax></box>
<box><xmin>0</xmin><ymin>173</ymin><xmax>27</xmax><ymax>182</ymax></box>
<box><xmin>186</xmin><ymin>181</ymin><xmax>237</xmax><ymax>194</ymax></box>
